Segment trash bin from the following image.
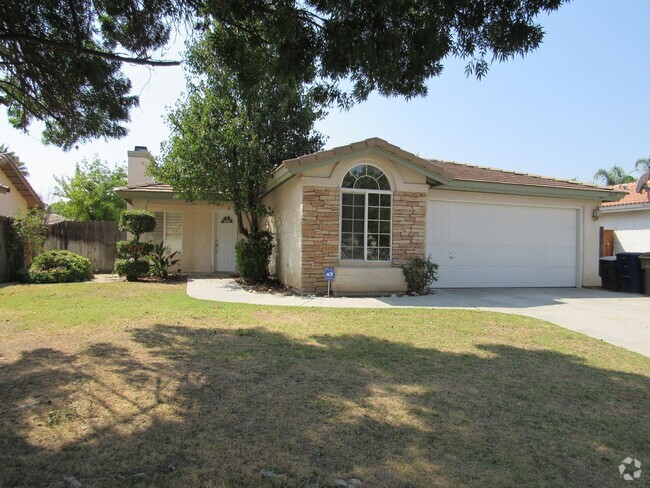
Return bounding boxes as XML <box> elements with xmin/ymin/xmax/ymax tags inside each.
<box><xmin>616</xmin><ymin>252</ymin><xmax>644</xmax><ymax>294</ymax></box>
<box><xmin>599</xmin><ymin>256</ymin><xmax>619</xmax><ymax>291</ymax></box>
<box><xmin>638</xmin><ymin>253</ymin><xmax>650</xmax><ymax>296</ymax></box>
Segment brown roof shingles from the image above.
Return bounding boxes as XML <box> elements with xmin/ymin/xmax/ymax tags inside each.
<box><xmin>428</xmin><ymin>160</ymin><xmax>606</xmax><ymax>192</ymax></box>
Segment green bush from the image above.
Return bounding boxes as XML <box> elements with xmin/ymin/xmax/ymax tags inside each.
<box><xmin>118</xmin><ymin>210</ymin><xmax>156</xmax><ymax>236</ymax></box>
<box><xmin>116</xmin><ymin>240</ymin><xmax>154</xmax><ymax>260</ymax></box>
<box><xmin>114</xmin><ymin>259</ymin><xmax>150</xmax><ymax>282</ymax></box>
<box><xmin>234</xmin><ymin>231</ymin><xmax>273</xmax><ymax>282</ymax></box>
<box><xmin>28</xmin><ymin>250</ymin><xmax>93</xmax><ymax>283</ymax></box>
<box><xmin>401</xmin><ymin>256</ymin><xmax>439</xmax><ymax>294</ymax></box>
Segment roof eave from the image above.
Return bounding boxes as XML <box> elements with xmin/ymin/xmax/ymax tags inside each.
<box><xmin>601</xmin><ymin>202</ymin><xmax>650</xmax><ymax>213</ymax></box>
<box><xmin>0</xmin><ymin>154</ymin><xmax>44</xmax><ymax>209</ymax></box>
<box><xmin>435</xmin><ymin>179</ymin><xmax>627</xmax><ymax>201</ymax></box>
<box><xmin>114</xmin><ymin>188</ymin><xmax>177</xmax><ymax>201</ymax></box>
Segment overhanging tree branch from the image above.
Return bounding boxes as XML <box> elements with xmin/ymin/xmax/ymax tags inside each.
<box><xmin>0</xmin><ymin>33</ymin><xmax>180</xmax><ymax>66</ymax></box>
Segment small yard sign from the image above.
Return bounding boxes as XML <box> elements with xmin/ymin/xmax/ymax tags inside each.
<box><xmin>323</xmin><ymin>267</ymin><xmax>335</xmax><ymax>297</ymax></box>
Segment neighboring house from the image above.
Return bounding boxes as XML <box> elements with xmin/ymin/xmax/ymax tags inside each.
<box><xmin>116</xmin><ymin>139</ymin><xmax>624</xmax><ymax>294</ymax></box>
<box><xmin>600</xmin><ymin>181</ymin><xmax>650</xmax><ymax>254</ymax></box>
<box><xmin>0</xmin><ymin>153</ymin><xmax>44</xmax><ymax>216</ymax></box>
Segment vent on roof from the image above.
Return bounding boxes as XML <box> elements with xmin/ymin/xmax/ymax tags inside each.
<box><xmin>133</xmin><ymin>146</ymin><xmax>148</xmax><ymax>152</ymax></box>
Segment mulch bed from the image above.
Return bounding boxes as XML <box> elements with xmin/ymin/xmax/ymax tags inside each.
<box><xmin>234</xmin><ymin>277</ymin><xmax>297</xmax><ymax>295</ymax></box>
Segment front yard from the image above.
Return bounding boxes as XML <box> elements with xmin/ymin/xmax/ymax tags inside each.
<box><xmin>0</xmin><ymin>282</ymin><xmax>648</xmax><ymax>487</ymax></box>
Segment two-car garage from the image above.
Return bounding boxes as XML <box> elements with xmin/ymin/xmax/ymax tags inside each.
<box><xmin>426</xmin><ymin>199</ymin><xmax>579</xmax><ymax>288</ymax></box>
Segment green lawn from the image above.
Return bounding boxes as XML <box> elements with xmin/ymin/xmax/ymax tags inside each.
<box><xmin>0</xmin><ymin>282</ymin><xmax>648</xmax><ymax>487</ymax></box>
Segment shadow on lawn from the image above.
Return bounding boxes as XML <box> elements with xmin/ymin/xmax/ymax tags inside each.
<box><xmin>0</xmin><ymin>325</ymin><xmax>648</xmax><ymax>487</ymax></box>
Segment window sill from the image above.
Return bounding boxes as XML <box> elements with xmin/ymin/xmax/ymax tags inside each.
<box><xmin>337</xmin><ymin>260</ymin><xmax>393</xmax><ymax>268</ymax></box>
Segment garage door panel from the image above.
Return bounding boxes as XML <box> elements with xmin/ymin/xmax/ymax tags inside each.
<box><xmin>427</xmin><ymin>201</ymin><xmax>578</xmax><ymax>288</ymax></box>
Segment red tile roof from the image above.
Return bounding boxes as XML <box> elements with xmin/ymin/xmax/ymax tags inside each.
<box><xmin>601</xmin><ymin>182</ymin><xmax>647</xmax><ymax>207</ymax></box>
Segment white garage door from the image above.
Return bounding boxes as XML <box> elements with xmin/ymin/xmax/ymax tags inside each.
<box><xmin>426</xmin><ymin>200</ymin><xmax>578</xmax><ymax>288</ymax></box>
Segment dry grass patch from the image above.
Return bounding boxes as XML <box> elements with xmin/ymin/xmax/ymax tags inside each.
<box><xmin>0</xmin><ymin>282</ymin><xmax>648</xmax><ymax>487</ymax></box>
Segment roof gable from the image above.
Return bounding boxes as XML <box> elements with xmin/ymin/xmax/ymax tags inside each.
<box><xmin>0</xmin><ymin>153</ymin><xmax>44</xmax><ymax>209</ymax></box>
<box><xmin>271</xmin><ymin>138</ymin><xmax>624</xmax><ymax>201</ymax></box>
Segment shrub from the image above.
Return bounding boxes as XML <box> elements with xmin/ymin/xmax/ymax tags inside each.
<box><xmin>115</xmin><ymin>210</ymin><xmax>155</xmax><ymax>281</ymax></box>
<box><xmin>116</xmin><ymin>240</ymin><xmax>154</xmax><ymax>260</ymax></box>
<box><xmin>150</xmin><ymin>241</ymin><xmax>180</xmax><ymax>279</ymax></box>
<box><xmin>114</xmin><ymin>259</ymin><xmax>151</xmax><ymax>282</ymax></box>
<box><xmin>234</xmin><ymin>231</ymin><xmax>273</xmax><ymax>282</ymax></box>
<box><xmin>28</xmin><ymin>250</ymin><xmax>93</xmax><ymax>283</ymax></box>
<box><xmin>12</xmin><ymin>208</ymin><xmax>47</xmax><ymax>268</ymax></box>
<box><xmin>401</xmin><ymin>256</ymin><xmax>439</xmax><ymax>294</ymax></box>
<box><xmin>118</xmin><ymin>210</ymin><xmax>156</xmax><ymax>236</ymax></box>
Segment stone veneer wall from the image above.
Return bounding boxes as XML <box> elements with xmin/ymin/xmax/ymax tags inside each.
<box><xmin>301</xmin><ymin>186</ymin><xmax>340</xmax><ymax>294</ymax></box>
<box><xmin>391</xmin><ymin>191</ymin><xmax>427</xmax><ymax>265</ymax></box>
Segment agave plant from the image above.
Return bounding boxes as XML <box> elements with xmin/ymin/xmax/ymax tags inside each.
<box><xmin>149</xmin><ymin>241</ymin><xmax>180</xmax><ymax>279</ymax></box>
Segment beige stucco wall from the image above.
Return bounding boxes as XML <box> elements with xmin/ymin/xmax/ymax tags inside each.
<box><xmin>600</xmin><ymin>210</ymin><xmax>650</xmax><ymax>254</ymax></box>
<box><xmin>426</xmin><ymin>188</ymin><xmax>602</xmax><ymax>287</ymax></box>
<box><xmin>130</xmin><ymin>199</ymin><xmax>233</xmax><ymax>273</ymax></box>
<box><xmin>300</xmin><ymin>152</ymin><xmax>428</xmax><ymax>192</ymax></box>
<box><xmin>0</xmin><ymin>170</ymin><xmax>29</xmax><ymax>217</ymax></box>
<box><xmin>264</xmin><ymin>176</ymin><xmax>303</xmax><ymax>289</ymax></box>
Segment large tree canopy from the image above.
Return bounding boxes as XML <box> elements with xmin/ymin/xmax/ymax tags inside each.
<box><xmin>206</xmin><ymin>0</ymin><xmax>567</xmax><ymax>105</ymax></box>
<box><xmin>2</xmin><ymin>0</ymin><xmax>566</xmax><ymax>148</ymax></box>
<box><xmin>0</xmin><ymin>0</ymin><xmax>191</xmax><ymax>149</ymax></box>
<box><xmin>150</xmin><ymin>31</ymin><xmax>325</xmax><ymax>237</ymax></box>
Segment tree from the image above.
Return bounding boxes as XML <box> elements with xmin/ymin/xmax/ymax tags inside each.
<box><xmin>635</xmin><ymin>157</ymin><xmax>650</xmax><ymax>174</ymax></box>
<box><xmin>0</xmin><ymin>144</ymin><xmax>29</xmax><ymax>177</ymax></box>
<box><xmin>150</xmin><ymin>30</ymin><xmax>324</xmax><ymax>280</ymax></box>
<box><xmin>593</xmin><ymin>166</ymin><xmax>635</xmax><ymax>186</ymax></box>
<box><xmin>0</xmin><ymin>0</ymin><xmax>189</xmax><ymax>149</ymax></box>
<box><xmin>204</xmin><ymin>0</ymin><xmax>567</xmax><ymax>106</ymax></box>
<box><xmin>2</xmin><ymin>0</ymin><xmax>567</xmax><ymax>148</ymax></box>
<box><xmin>50</xmin><ymin>157</ymin><xmax>127</xmax><ymax>220</ymax></box>
<box><xmin>151</xmin><ymin>32</ymin><xmax>325</xmax><ymax>237</ymax></box>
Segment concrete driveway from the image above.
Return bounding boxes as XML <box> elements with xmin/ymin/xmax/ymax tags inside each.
<box><xmin>187</xmin><ymin>279</ymin><xmax>650</xmax><ymax>357</ymax></box>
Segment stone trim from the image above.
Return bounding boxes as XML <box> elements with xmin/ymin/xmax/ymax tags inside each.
<box><xmin>301</xmin><ymin>186</ymin><xmax>340</xmax><ymax>294</ymax></box>
<box><xmin>391</xmin><ymin>191</ymin><xmax>427</xmax><ymax>265</ymax></box>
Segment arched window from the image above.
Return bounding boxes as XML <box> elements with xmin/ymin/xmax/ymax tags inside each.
<box><xmin>340</xmin><ymin>164</ymin><xmax>392</xmax><ymax>261</ymax></box>
<box><xmin>221</xmin><ymin>216</ymin><xmax>233</xmax><ymax>224</ymax></box>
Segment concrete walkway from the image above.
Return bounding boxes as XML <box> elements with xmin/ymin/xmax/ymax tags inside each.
<box><xmin>187</xmin><ymin>278</ymin><xmax>650</xmax><ymax>357</ymax></box>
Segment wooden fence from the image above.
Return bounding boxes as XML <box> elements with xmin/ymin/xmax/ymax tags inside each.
<box><xmin>45</xmin><ymin>221</ymin><xmax>125</xmax><ymax>273</ymax></box>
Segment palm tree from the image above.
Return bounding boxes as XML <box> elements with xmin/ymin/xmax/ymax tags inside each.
<box><xmin>635</xmin><ymin>157</ymin><xmax>650</xmax><ymax>174</ymax></box>
<box><xmin>0</xmin><ymin>144</ymin><xmax>30</xmax><ymax>177</ymax></box>
<box><xmin>593</xmin><ymin>165</ymin><xmax>635</xmax><ymax>186</ymax></box>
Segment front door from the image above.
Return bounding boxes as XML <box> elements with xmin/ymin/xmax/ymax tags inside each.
<box><xmin>213</xmin><ymin>210</ymin><xmax>238</xmax><ymax>273</ymax></box>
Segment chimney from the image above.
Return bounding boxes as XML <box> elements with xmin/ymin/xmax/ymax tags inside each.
<box><xmin>127</xmin><ymin>146</ymin><xmax>154</xmax><ymax>186</ymax></box>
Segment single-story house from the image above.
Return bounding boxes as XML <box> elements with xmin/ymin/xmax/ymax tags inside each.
<box><xmin>599</xmin><ymin>180</ymin><xmax>650</xmax><ymax>254</ymax></box>
<box><xmin>0</xmin><ymin>153</ymin><xmax>44</xmax><ymax>216</ymax></box>
<box><xmin>116</xmin><ymin>139</ymin><xmax>625</xmax><ymax>295</ymax></box>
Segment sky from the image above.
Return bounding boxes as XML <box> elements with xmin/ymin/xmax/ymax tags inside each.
<box><xmin>2</xmin><ymin>0</ymin><xmax>650</xmax><ymax>203</ymax></box>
